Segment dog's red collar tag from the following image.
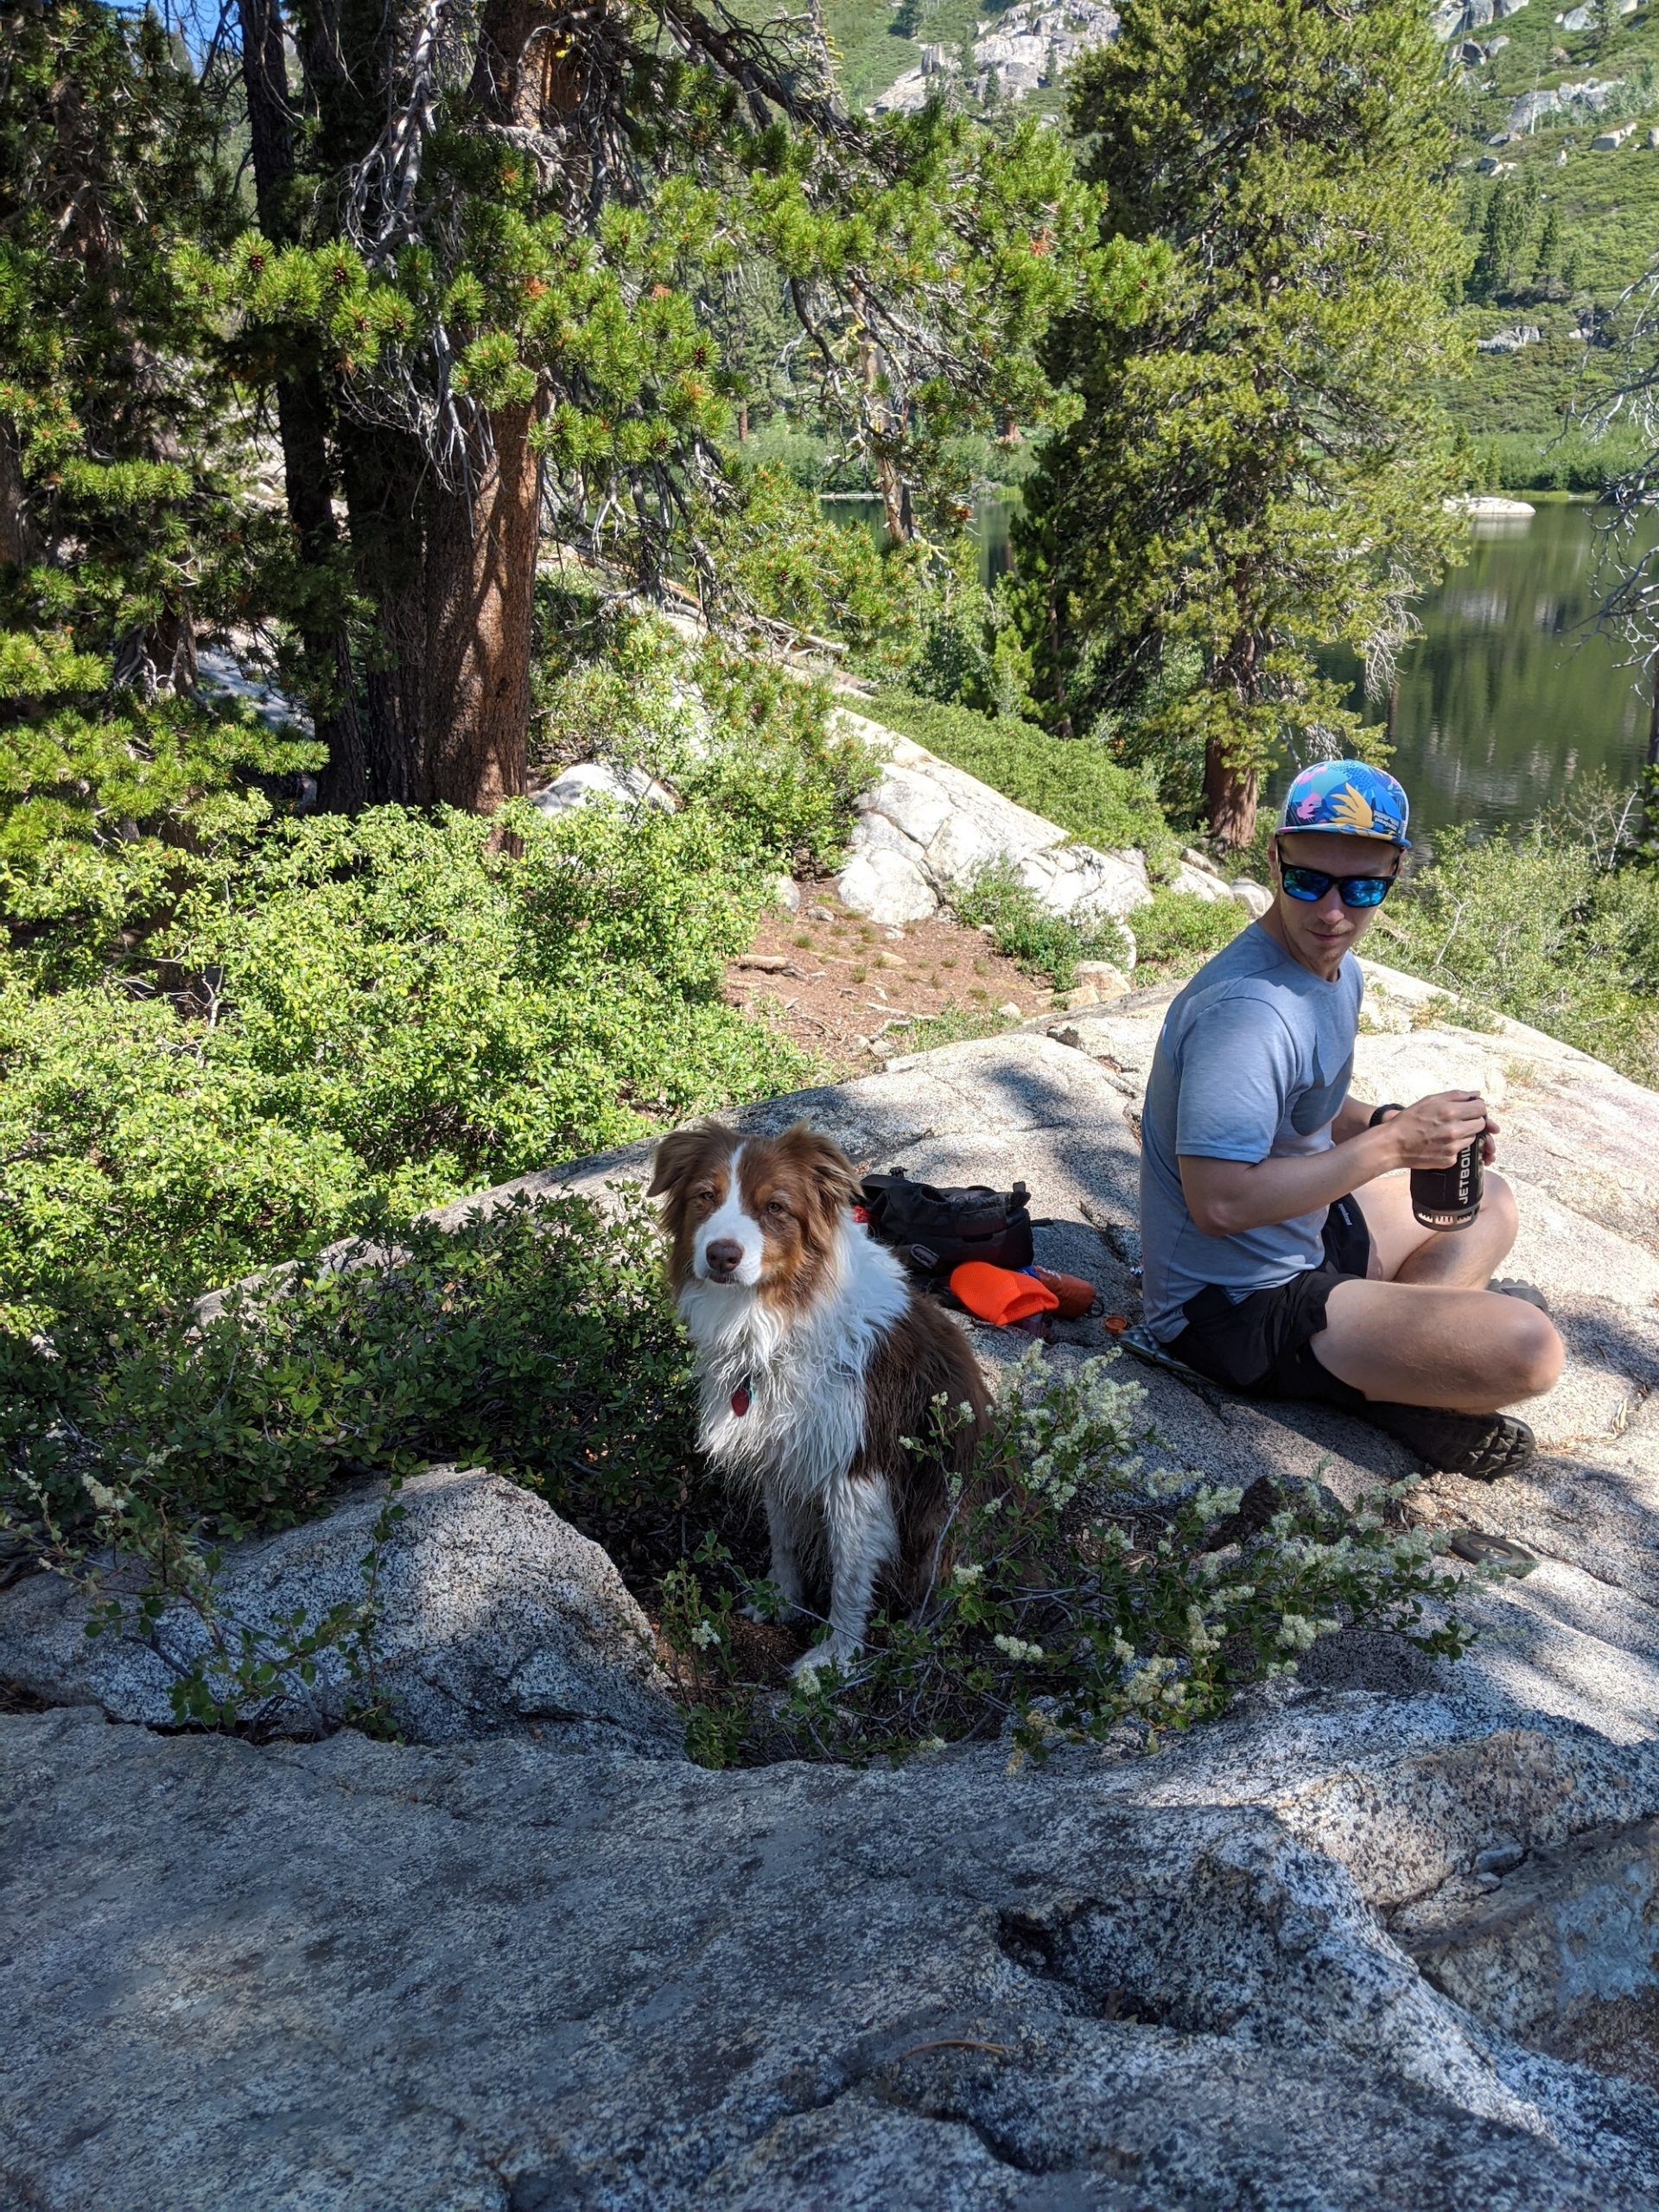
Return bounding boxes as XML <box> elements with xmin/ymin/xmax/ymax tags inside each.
<box><xmin>731</xmin><ymin>1382</ymin><xmax>752</xmax><ymax>1417</ymax></box>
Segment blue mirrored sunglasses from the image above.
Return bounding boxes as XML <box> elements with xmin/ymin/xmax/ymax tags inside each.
<box><xmin>1275</xmin><ymin>841</ymin><xmax>1397</xmax><ymax>910</ymax></box>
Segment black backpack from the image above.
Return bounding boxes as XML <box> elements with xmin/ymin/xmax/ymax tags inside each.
<box><xmin>859</xmin><ymin>1168</ymin><xmax>1034</xmax><ymax>1282</ymax></box>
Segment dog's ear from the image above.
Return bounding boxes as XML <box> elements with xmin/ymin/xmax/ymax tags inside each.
<box><xmin>776</xmin><ymin>1123</ymin><xmax>861</xmax><ymax>1214</ymax></box>
<box><xmin>648</xmin><ymin>1123</ymin><xmax>730</xmax><ymax>1199</ymax></box>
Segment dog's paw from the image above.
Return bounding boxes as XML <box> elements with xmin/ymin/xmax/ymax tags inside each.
<box><xmin>790</xmin><ymin>1639</ymin><xmax>858</xmax><ymax>1688</ymax></box>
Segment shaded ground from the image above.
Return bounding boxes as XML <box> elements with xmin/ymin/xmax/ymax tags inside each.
<box><xmin>722</xmin><ymin>883</ymin><xmax>1054</xmax><ymax>1074</ymax></box>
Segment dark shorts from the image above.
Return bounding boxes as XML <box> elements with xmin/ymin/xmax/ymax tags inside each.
<box><xmin>1166</xmin><ymin>1197</ymin><xmax>1372</xmax><ymax>1410</ymax></box>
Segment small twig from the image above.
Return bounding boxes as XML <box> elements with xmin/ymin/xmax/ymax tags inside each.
<box><xmin>896</xmin><ymin>2037</ymin><xmax>1014</xmax><ymax>2061</ymax></box>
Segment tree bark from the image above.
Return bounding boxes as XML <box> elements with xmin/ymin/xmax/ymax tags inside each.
<box><xmin>0</xmin><ymin>423</ymin><xmax>35</xmax><ymax>570</ymax></box>
<box><xmin>331</xmin><ymin>0</ymin><xmax>553</xmax><ymax>812</ymax></box>
<box><xmin>417</xmin><ymin>403</ymin><xmax>538</xmax><ymax>809</ymax></box>
<box><xmin>1204</xmin><ymin>738</ymin><xmax>1257</xmax><ymax>849</ymax></box>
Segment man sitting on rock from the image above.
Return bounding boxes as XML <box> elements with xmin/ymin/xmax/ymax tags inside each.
<box><xmin>1137</xmin><ymin>760</ymin><xmax>1563</xmax><ymax>1480</ymax></box>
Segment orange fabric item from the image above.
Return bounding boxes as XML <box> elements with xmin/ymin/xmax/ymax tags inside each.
<box><xmin>1027</xmin><ymin>1266</ymin><xmax>1096</xmax><ymax>1320</ymax></box>
<box><xmin>950</xmin><ymin>1261</ymin><xmax>1060</xmax><ymax>1328</ymax></box>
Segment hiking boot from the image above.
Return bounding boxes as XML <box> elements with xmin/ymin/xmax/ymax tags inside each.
<box><xmin>1363</xmin><ymin>1402</ymin><xmax>1536</xmax><ymax>1482</ymax></box>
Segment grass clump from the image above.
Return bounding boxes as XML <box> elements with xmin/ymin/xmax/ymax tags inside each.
<box><xmin>866</xmin><ymin>689</ymin><xmax>1179</xmax><ymax>872</ymax></box>
<box><xmin>1128</xmin><ymin>888</ymin><xmax>1248</xmax><ymax>976</ymax></box>
<box><xmin>893</xmin><ymin>1001</ymin><xmax>1016</xmax><ymax>1053</ymax></box>
<box><xmin>950</xmin><ymin>859</ymin><xmax>1132</xmax><ymax>991</ymax></box>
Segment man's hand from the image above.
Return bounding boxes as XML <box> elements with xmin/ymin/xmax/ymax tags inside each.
<box><xmin>1381</xmin><ymin>1091</ymin><xmax>1497</xmax><ymax>1169</ymax></box>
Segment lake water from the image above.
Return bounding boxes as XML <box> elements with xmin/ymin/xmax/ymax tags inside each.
<box><xmin>832</xmin><ymin>493</ymin><xmax>1659</xmax><ymax>842</ymax></box>
<box><xmin>1294</xmin><ymin>501</ymin><xmax>1659</xmax><ymax>843</ymax></box>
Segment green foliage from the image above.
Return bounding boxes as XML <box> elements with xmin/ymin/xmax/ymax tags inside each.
<box><xmin>707</xmin><ymin>465</ymin><xmax>931</xmax><ymax>671</ymax></box>
<box><xmin>0</xmin><ymin>627</ymin><xmax>322</xmax><ymax>947</ymax></box>
<box><xmin>1375</xmin><ymin>799</ymin><xmax>1659</xmax><ymax>1082</ymax></box>
<box><xmin>678</xmin><ymin>645</ymin><xmax>875</xmax><ymax>867</ymax></box>
<box><xmin>1471</xmin><ymin>172</ymin><xmax>1546</xmax><ymax>303</ymax></box>
<box><xmin>0</xmin><ymin>1192</ymin><xmax>721</xmax><ymax>1726</ymax></box>
<box><xmin>1016</xmin><ymin>0</ymin><xmax>1466</xmax><ymax>827</ymax></box>
<box><xmin>1472</xmin><ymin>429</ymin><xmax>1649</xmax><ymax>493</ymax></box>
<box><xmin>896</xmin><ymin>549</ymin><xmax>1040</xmax><ymax>720</ymax></box>
<box><xmin>897</xmin><ymin>1001</ymin><xmax>1020</xmax><ymax>1052</ymax></box>
<box><xmin>660</xmin><ymin>1348</ymin><xmax>1475</xmax><ymax>1765</ymax></box>
<box><xmin>950</xmin><ymin>859</ymin><xmax>1128</xmax><ymax>990</ymax></box>
<box><xmin>531</xmin><ymin>586</ymin><xmax>875</xmax><ymax>868</ymax></box>
<box><xmin>867</xmin><ymin>688</ymin><xmax>1177</xmax><ymax>865</ymax></box>
<box><xmin>1128</xmin><ymin>887</ymin><xmax>1246</xmax><ymax>976</ymax></box>
<box><xmin>0</xmin><ymin>3</ymin><xmax>260</xmax><ymax>685</ymax></box>
<box><xmin>0</xmin><ymin>801</ymin><xmax>816</xmax><ymax>1329</ymax></box>
<box><xmin>2</xmin><ymin>1192</ymin><xmax>702</xmax><ymax>1548</ymax></box>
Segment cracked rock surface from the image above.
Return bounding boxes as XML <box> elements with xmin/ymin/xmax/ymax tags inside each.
<box><xmin>6</xmin><ymin>956</ymin><xmax>1659</xmax><ymax>2209</ymax></box>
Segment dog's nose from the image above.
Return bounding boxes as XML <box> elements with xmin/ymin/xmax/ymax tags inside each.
<box><xmin>704</xmin><ymin>1239</ymin><xmax>743</xmax><ymax>1279</ymax></box>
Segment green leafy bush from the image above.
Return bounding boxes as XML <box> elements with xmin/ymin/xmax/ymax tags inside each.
<box><xmin>950</xmin><ymin>860</ymin><xmax>1130</xmax><ymax>991</ymax></box>
<box><xmin>1</xmin><ymin>1192</ymin><xmax>729</xmax><ymax>1727</ymax></box>
<box><xmin>532</xmin><ymin>588</ymin><xmax>874</xmax><ymax>871</ymax></box>
<box><xmin>661</xmin><ymin>1347</ymin><xmax>1474</xmax><ymax>1766</ymax></box>
<box><xmin>0</xmin><ymin>802</ymin><xmax>815</xmax><ymax>1327</ymax></box>
<box><xmin>1128</xmin><ymin>887</ymin><xmax>1247</xmax><ymax>976</ymax></box>
<box><xmin>3</xmin><ymin>1210</ymin><xmax>1477</xmax><ymax>1756</ymax></box>
<box><xmin>676</xmin><ymin>648</ymin><xmax>874</xmax><ymax>868</ymax></box>
<box><xmin>866</xmin><ymin>688</ymin><xmax>1178</xmax><ymax>868</ymax></box>
<box><xmin>1473</xmin><ymin>430</ymin><xmax>1650</xmax><ymax>494</ymax></box>
<box><xmin>2</xmin><ymin>1191</ymin><xmax>709</xmax><ymax>1564</ymax></box>
<box><xmin>1376</xmin><ymin>813</ymin><xmax>1659</xmax><ymax>1081</ymax></box>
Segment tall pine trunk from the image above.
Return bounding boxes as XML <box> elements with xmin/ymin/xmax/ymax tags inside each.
<box><xmin>416</xmin><ymin>402</ymin><xmax>538</xmax><ymax>809</ymax></box>
<box><xmin>1204</xmin><ymin>740</ymin><xmax>1257</xmax><ymax>849</ymax></box>
<box><xmin>242</xmin><ymin>0</ymin><xmax>546</xmax><ymax>813</ymax></box>
<box><xmin>237</xmin><ymin>0</ymin><xmax>367</xmax><ymax>808</ymax></box>
<box><xmin>329</xmin><ymin>0</ymin><xmax>551</xmax><ymax>811</ymax></box>
<box><xmin>1208</xmin><ymin>616</ymin><xmax>1262</xmax><ymax>849</ymax></box>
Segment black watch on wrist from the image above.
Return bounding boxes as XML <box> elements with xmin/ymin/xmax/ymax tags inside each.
<box><xmin>1368</xmin><ymin>1102</ymin><xmax>1404</xmax><ymax>1128</ymax></box>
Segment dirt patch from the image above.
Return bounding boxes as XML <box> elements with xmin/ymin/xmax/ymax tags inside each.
<box><xmin>724</xmin><ymin>886</ymin><xmax>1059</xmax><ymax>1076</ymax></box>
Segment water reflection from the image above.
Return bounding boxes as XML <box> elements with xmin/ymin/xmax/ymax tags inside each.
<box><xmin>826</xmin><ymin>493</ymin><xmax>1657</xmax><ymax>840</ymax></box>
<box><xmin>1314</xmin><ymin>502</ymin><xmax>1659</xmax><ymax>840</ymax></box>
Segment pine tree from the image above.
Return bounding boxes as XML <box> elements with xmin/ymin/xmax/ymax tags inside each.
<box><xmin>1013</xmin><ymin>0</ymin><xmax>1468</xmax><ymax>845</ymax></box>
<box><xmin>0</xmin><ymin>3</ymin><xmax>253</xmax><ymax>688</ymax></box>
<box><xmin>1532</xmin><ymin>205</ymin><xmax>1566</xmax><ymax>300</ymax></box>
<box><xmin>0</xmin><ymin>0</ymin><xmax>315</xmax><ymax>912</ymax></box>
<box><xmin>194</xmin><ymin>0</ymin><xmax>1102</xmax><ymax>812</ymax></box>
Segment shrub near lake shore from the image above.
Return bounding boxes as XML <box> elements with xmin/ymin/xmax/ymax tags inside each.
<box><xmin>1375</xmin><ymin>804</ymin><xmax>1659</xmax><ymax>1085</ymax></box>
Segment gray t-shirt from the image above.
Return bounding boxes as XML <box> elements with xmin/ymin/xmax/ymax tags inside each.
<box><xmin>1138</xmin><ymin>924</ymin><xmax>1363</xmax><ymax>1341</ymax></box>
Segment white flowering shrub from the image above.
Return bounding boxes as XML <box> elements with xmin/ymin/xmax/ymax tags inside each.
<box><xmin>660</xmin><ymin>1346</ymin><xmax>1475</xmax><ymax>1768</ymax></box>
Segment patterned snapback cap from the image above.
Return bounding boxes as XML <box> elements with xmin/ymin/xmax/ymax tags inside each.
<box><xmin>1276</xmin><ymin>760</ymin><xmax>1410</xmax><ymax>849</ymax></box>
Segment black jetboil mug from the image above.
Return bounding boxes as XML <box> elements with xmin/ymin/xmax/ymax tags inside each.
<box><xmin>1370</xmin><ymin>1102</ymin><xmax>1484</xmax><ymax>1231</ymax></box>
<box><xmin>1411</xmin><ymin>1140</ymin><xmax>1484</xmax><ymax>1231</ymax></box>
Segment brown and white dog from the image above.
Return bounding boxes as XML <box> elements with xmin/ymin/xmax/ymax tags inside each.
<box><xmin>649</xmin><ymin>1122</ymin><xmax>991</xmax><ymax>1679</ymax></box>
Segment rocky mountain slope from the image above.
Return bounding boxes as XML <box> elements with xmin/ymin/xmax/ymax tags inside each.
<box><xmin>6</xmin><ymin>957</ymin><xmax>1659</xmax><ymax>2209</ymax></box>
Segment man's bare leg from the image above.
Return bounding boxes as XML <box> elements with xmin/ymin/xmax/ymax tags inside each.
<box><xmin>1351</xmin><ymin>1169</ymin><xmax>1519</xmax><ymax>1292</ymax></box>
<box><xmin>1307</xmin><ymin>1173</ymin><xmax>1563</xmax><ymax>1413</ymax></box>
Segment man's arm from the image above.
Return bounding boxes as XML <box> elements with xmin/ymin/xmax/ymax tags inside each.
<box><xmin>1330</xmin><ymin>1092</ymin><xmax>1376</xmax><ymax>1145</ymax></box>
<box><xmin>1180</xmin><ymin>1092</ymin><xmax>1495</xmax><ymax>1239</ymax></box>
